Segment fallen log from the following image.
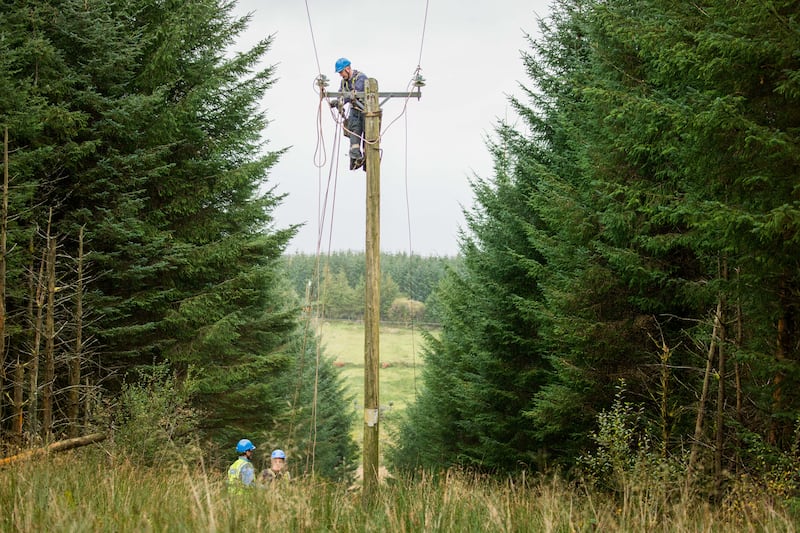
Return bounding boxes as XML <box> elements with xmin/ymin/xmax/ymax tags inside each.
<box><xmin>0</xmin><ymin>432</ymin><xmax>107</xmax><ymax>467</ymax></box>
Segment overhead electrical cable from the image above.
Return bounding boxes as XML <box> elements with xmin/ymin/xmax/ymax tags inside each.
<box><xmin>303</xmin><ymin>0</ymin><xmax>323</xmax><ymax>75</ymax></box>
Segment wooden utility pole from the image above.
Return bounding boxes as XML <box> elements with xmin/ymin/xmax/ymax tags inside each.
<box><xmin>362</xmin><ymin>78</ymin><xmax>381</xmax><ymax>501</ymax></box>
<box><xmin>320</xmin><ymin>71</ymin><xmax>423</xmax><ymax>503</ymax></box>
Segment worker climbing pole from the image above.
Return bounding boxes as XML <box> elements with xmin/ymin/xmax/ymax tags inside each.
<box><xmin>317</xmin><ymin>65</ymin><xmax>424</xmax><ymax>503</ymax></box>
<box><xmin>329</xmin><ymin>58</ymin><xmax>369</xmax><ymax>171</ymax></box>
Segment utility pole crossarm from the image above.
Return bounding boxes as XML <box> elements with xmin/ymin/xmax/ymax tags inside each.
<box><xmin>317</xmin><ymin>71</ymin><xmax>425</xmax><ymax>107</ymax></box>
<box><xmin>325</xmin><ymin>91</ymin><xmax>422</xmax><ymax>99</ymax></box>
<box><xmin>325</xmin><ymin>91</ymin><xmax>422</xmax><ymax>108</ymax></box>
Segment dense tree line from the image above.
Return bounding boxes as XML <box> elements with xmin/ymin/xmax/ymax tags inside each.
<box><xmin>282</xmin><ymin>251</ymin><xmax>460</xmax><ymax>323</ymax></box>
<box><xmin>0</xmin><ymin>0</ymin><xmax>355</xmax><ymax>479</ymax></box>
<box><xmin>393</xmin><ymin>0</ymin><xmax>800</xmax><ymax>495</ymax></box>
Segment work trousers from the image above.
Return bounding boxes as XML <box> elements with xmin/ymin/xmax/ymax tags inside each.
<box><xmin>347</xmin><ymin>109</ymin><xmax>365</xmax><ymax>160</ymax></box>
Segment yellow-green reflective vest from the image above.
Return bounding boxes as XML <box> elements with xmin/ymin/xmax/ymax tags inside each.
<box><xmin>227</xmin><ymin>457</ymin><xmax>253</xmax><ymax>494</ymax></box>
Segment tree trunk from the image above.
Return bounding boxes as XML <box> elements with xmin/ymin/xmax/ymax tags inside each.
<box><xmin>714</xmin><ymin>262</ymin><xmax>727</xmax><ymax>489</ymax></box>
<box><xmin>83</xmin><ymin>376</ymin><xmax>91</xmax><ymax>429</ymax></box>
<box><xmin>43</xmin><ymin>227</ymin><xmax>56</xmax><ymax>439</ymax></box>
<box><xmin>0</xmin><ymin>432</ymin><xmax>106</xmax><ymax>467</ymax></box>
<box><xmin>13</xmin><ymin>354</ymin><xmax>23</xmax><ymax>441</ymax></box>
<box><xmin>68</xmin><ymin>226</ymin><xmax>85</xmax><ymax>438</ymax></box>
<box><xmin>656</xmin><ymin>322</ymin><xmax>671</xmax><ymax>459</ymax></box>
<box><xmin>27</xmin><ymin>245</ymin><xmax>47</xmax><ymax>440</ymax></box>
<box><xmin>769</xmin><ymin>279</ymin><xmax>790</xmax><ymax>446</ymax></box>
<box><xmin>735</xmin><ymin>294</ymin><xmax>743</xmax><ymax>424</ymax></box>
<box><xmin>687</xmin><ymin>297</ymin><xmax>723</xmax><ymax>484</ymax></box>
<box><xmin>14</xmin><ymin>235</ymin><xmax>37</xmax><ymax>442</ymax></box>
<box><xmin>0</xmin><ymin>127</ymin><xmax>8</xmax><ymax>429</ymax></box>
<box><xmin>733</xmin><ymin>277</ymin><xmax>744</xmax><ymax>474</ymax></box>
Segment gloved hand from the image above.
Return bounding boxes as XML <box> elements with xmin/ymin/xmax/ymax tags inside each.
<box><xmin>329</xmin><ymin>99</ymin><xmax>340</xmax><ymax>109</ymax></box>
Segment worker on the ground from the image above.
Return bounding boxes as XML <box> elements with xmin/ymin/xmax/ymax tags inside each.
<box><xmin>227</xmin><ymin>438</ymin><xmax>256</xmax><ymax>493</ymax></box>
<box><xmin>331</xmin><ymin>57</ymin><xmax>368</xmax><ymax>171</ymax></box>
<box><xmin>260</xmin><ymin>448</ymin><xmax>291</xmax><ymax>484</ymax></box>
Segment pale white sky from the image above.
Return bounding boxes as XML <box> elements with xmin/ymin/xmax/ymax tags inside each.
<box><xmin>232</xmin><ymin>1</ymin><xmax>550</xmax><ymax>256</ymax></box>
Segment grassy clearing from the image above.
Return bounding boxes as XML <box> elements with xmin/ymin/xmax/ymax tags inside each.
<box><xmin>320</xmin><ymin>320</ymin><xmax>428</xmax><ymax>367</ymax></box>
<box><xmin>2</xmin><ymin>451</ymin><xmax>796</xmax><ymax>532</ymax></box>
<box><xmin>319</xmin><ymin>320</ymin><xmax>430</xmax><ymax>447</ymax></box>
<box><xmin>320</xmin><ymin>320</ymin><xmax>429</xmax><ymax>404</ymax></box>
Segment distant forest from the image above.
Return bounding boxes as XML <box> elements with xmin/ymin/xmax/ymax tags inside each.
<box><xmin>282</xmin><ymin>252</ymin><xmax>461</xmax><ymax>324</ymax></box>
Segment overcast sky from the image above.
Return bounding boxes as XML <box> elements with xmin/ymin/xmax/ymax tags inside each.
<box><xmin>231</xmin><ymin>1</ymin><xmax>551</xmax><ymax>256</ymax></box>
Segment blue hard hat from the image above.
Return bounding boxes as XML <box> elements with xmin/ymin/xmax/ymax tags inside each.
<box><xmin>236</xmin><ymin>439</ymin><xmax>255</xmax><ymax>453</ymax></box>
<box><xmin>271</xmin><ymin>449</ymin><xmax>286</xmax><ymax>459</ymax></box>
<box><xmin>335</xmin><ymin>57</ymin><xmax>351</xmax><ymax>73</ymax></box>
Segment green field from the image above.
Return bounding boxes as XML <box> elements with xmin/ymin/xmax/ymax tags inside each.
<box><xmin>319</xmin><ymin>320</ymin><xmax>433</xmax><ymax>445</ymax></box>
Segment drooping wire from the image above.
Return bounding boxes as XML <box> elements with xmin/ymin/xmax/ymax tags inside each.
<box><xmin>403</xmin><ymin>103</ymin><xmax>419</xmax><ymax>398</ymax></box>
<box><xmin>312</xmin><ymin>79</ymin><xmax>328</xmax><ymax>169</ymax></box>
<box><xmin>306</xmin><ymin>95</ymin><xmax>345</xmax><ymax>476</ymax></box>
<box><xmin>400</xmin><ymin>0</ymin><xmax>430</xmax><ymax>399</ymax></box>
<box><xmin>290</xmin><ymin>92</ymin><xmax>344</xmax><ymax>478</ymax></box>
<box><xmin>290</xmin><ymin>1</ymin><xmax>342</xmax><ymax>477</ymax></box>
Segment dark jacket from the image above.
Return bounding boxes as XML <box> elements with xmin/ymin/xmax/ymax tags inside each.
<box><xmin>339</xmin><ymin>69</ymin><xmax>368</xmax><ymax>111</ymax></box>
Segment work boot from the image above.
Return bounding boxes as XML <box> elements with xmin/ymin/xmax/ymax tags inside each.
<box><xmin>350</xmin><ymin>157</ymin><xmax>365</xmax><ymax>171</ymax></box>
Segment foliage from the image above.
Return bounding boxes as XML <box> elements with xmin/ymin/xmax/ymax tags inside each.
<box><xmin>396</xmin><ymin>0</ymin><xmax>800</xmax><ymax>491</ymax></box>
<box><xmin>577</xmin><ymin>382</ymin><xmax>684</xmax><ymax>497</ymax></box>
<box><xmin>254</xmin><ymin>330</ymin><xmax>359</xmax><ymax>482</ymax></box>
<box><xmin>113</xmin><ymin>363</ymin><xmax>201</xmax><ymax>466</ymax></box>
<box><xmin>730</xmin><ymin>420</ymin><xmax>800</xmax><ymax>504</ymax></box>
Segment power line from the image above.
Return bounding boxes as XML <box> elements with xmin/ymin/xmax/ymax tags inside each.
<box><xmin>303</xmin><ymin>0</ymin><xmax>323</xmax><ymax>75</ymax></box>
<box><xmin>417</xmin><ymin>0</ymin><xmax>431</xmax><ymax>69</ymax></box>
<box><xmin>403</xmin><ymin>107</ymin><xmax>419</xmax><ymax>398</ymax></box>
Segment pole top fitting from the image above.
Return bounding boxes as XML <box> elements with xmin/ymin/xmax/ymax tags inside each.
<box><xmin>316</xmin><ymin>74</ymin><xmax>329</xmax><ymax>90</ymax></box>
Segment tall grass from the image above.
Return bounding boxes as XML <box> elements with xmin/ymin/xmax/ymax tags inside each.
<box><xmin>1</xmin><ymin>450</ymin><xmax>796</xmax><ymax>532</ymax></box>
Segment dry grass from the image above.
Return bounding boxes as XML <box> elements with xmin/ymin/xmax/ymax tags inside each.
<box><xmin>1</xmin><ymin>451</ymin><xmax>796</xmax><ymax>532</ymax></box>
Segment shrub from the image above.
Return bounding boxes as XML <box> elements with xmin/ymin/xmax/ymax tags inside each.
<box><xmin>112</xmin><ymin>363</ymin><xmax>201</xmax><ymax>466</ymax></box>
<box><xmin>725</xmin><ymin>418</ymin><xmax>800</xmax><ymax>517</ymax></box>
<box><xmin>387</xmin><ymin>297</ymin><xmax>426</xmax><ymax>325</ymax></box>
<box><xmin>577</xmin><ymin>381</ymin><xmax>683</xmax><ymax>497</ymax></box>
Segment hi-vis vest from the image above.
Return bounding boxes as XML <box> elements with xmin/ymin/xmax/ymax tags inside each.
<box><xmin>341</xmin><ymin>70</ymin><xmax>362</xmax><ymax>92</ymax></box>
<box><xmin>340</xmin><ymin>70</ymin><xmax>367</xmax><ymax>111</ymax></box>
<box><xmin>227</xmin><ymin>457</ymin><xmax>253</xmax><ymax>493</ymax></box>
